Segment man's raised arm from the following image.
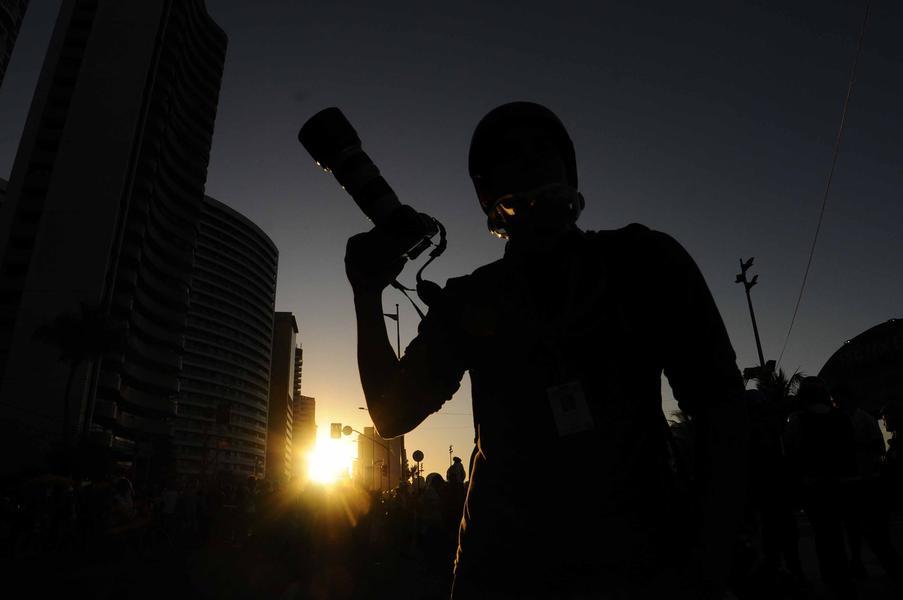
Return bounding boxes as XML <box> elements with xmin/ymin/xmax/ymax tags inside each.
<box><xmin>346</xmin><ymin>229</ymin><xmax>464</xmax><ymax>438</ymax></box>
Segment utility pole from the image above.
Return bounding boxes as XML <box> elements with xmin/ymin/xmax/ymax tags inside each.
<box><xmin>449</xmin><ymin>445</ymin><xmax>453</xmax><ymax>468</ymax></box>
<box><xmin>735</xmin><ymin>257</ymin><xmax>766</xmax><ymax>369</ymax></box>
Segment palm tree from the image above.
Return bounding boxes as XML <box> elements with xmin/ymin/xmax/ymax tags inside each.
<box><xmin>34</xmin><ymin>303</ymin><xmax>124</xmax><ymax>447</ymax></box>
<box><xmin>754</xmin><ymin>367</ymin><xmax>805</xmax><ymax>409</ymax></box>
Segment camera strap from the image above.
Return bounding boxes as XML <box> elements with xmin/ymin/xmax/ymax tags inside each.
<box><xmin>391</xmin><ymin>217</ymin><xmax>448</xmax><ymax>320</ymax></box>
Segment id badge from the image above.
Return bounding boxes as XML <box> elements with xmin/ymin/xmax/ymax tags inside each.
<box><xmin>547</xmin><ymin>380</ymin><xmax>595</xmax><ymax>437</ymax></box>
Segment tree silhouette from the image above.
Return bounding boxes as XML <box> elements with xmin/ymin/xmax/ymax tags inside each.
<box><xmin>34</xmin><ymin>303</ymin><xmax>125</xmax><ymax>447</ymax></box>
<box><xmin>754</xmin><ymin>368</ymin><xmax>805</xmax><ymax>409</ymax></box>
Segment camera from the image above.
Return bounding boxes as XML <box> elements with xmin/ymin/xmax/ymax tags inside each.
<box><xmin>298</xmin><ymin>107</ymin><xmax>439</xmax><ymax>260</ymax></box>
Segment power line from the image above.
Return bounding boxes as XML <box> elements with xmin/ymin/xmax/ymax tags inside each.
<box><xmin>777</xmin><ymin>1</ymin><xmax>871</xmax><ymax>369</ymax></box>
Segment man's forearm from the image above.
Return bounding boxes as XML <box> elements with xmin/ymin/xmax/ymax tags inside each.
<box><xmin>353</xmin><ymin>290</ymin><xmax>405</xmax><ymax>435</ymax></box>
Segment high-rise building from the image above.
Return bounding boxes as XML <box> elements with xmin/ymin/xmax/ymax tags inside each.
<box><xmin>0</xmin><ymin>0</ymin><xmax>226</xmax><ymax>476</ymax></box>
<box><xmin>290</xmin><ymin>346</ymin><xmax>315</xmax><ymax>458</ymax></box>
<box><xmin>293</xmin><ymin>345</ymin><xmax>303</xmax><ymax>400</ymax></box>
<box><xmin>174</xmin><ymin>196</ymin><xmax>277</xmax><ymax>479</ymax></box>
<box><xmin>0</xmin><ymin>0</ymin><xmax>29</xmax><ymax>87</ymax></box>
<box><xmin>267</xmin><ymin>311</ymin><xmax>297</xmax><ymax>482</ymax></box>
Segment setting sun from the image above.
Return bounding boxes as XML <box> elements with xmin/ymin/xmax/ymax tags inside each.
<box><xmin>306</xmin><ymin>432</ymin><xmax>354</xmax><ymax>484</ymax></box>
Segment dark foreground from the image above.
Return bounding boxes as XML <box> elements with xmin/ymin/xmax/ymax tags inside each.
<box><xmin>2</xmin><ymin>481</ymin><xmax>902</xmax><ymax>600</ymax></box>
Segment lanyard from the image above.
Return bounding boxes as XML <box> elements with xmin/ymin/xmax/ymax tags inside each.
<box><xmin>501</xmin><ymin>234</ymin><xmax>609</xmax><ymax>384</ymax></box>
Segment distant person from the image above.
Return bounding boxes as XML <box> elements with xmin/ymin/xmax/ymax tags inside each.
<box><xmin>346</xmin><ymin>101</ymin><xmax>748</xmax><ymax>598</ymax></box>
<box><xmin>446</xmin><ymin>457</ymin><xmax>466</xmax><ymax>487</ymax></box>
<box><xmin>833</xmin><ymin>384</ymin><xmax>891</xmax><ymax>578</ymax></box>
<box><xmin>882</xmin><ymin>397</ymin><xmax>903</xmax><ymax>509</ymax></box>
<box><xmin>746</xmin><ymin>387</ymin><xmax>804</xmax><ymax>584</ymax></box>
<box><xmin>833</xmin><ymin>384</ymin><xmax>886</xmax><ymax>478</ymax></box>
<box><xmin>445</xmin><ymin>456</ymin><xmax>468</xmax><ymax>537</ymax></box>
<box><xmin>784</xmin><ymin>377</ymin><xmax>856</xmax><ymax>598</ymax></box>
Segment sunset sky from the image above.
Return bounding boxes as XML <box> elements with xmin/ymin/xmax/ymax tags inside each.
<box><xmin>2</xmin><ymin>0</ymin><xmax>900</xmax><ymax>477</ymax></box>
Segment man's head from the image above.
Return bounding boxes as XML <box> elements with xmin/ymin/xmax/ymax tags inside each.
<box><xmin>798</xmin><ymin>376</ymin><xmax>832</xmax><ymax>408</ymax></box>
<box><xmin>882</xmin><ymin>397</ymin><xmax>903</xmax><ymax>433</ymax></box>
<box><xmin>830</xmin><ymin>382</ymin><xmax>859</xmax><ymax>413</ymax></box>
<box><xmin>469</xmin><ymin>102</ymin><xmax>583</xmax><ymax>239</ymax></box>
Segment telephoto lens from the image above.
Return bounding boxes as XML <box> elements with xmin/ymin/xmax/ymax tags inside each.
<box><xmin>298</xmin><ymin>108</ymin><xmax>438</xmax><ymax>260</ymax></box>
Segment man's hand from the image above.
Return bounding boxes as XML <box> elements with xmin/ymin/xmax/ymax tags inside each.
<box><xmin>345</xmin><ymin>228</ymin><xmax>407</xmax><ymax>294</ymax></box>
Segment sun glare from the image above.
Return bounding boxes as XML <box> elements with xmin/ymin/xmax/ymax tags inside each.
<box><xmin>306</xmin><ymin>433</ymin><xmax>354</xmax><ymax>484</ymax></box>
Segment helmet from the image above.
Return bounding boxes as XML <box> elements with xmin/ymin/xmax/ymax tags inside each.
<box><xmin>468</xmin><ymin>102</ymin><xmax>580</xmax><ymax>237</ymax></box>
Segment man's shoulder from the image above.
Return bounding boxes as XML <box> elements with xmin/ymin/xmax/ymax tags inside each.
<box><xmin>439</xmin><ymin>224</ymin><xmax>692</xmax><ymax>297</ymax></box>
<box><xmin>442</xmin><ymin>257</ymin><xmax>507</xmax><ymax>296</ymax></box>
<box><xmin>583</xmin><ymin>223</ymin><xmax>693</xmax><ymax>274</ymax></box>
<box><xmin>585</xmin><ymin>223</ymin><xmax>684</xmax><ymax>253</ymax></box>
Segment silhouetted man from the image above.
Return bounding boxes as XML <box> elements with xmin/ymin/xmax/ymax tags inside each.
<box><xmin>447</xmin><ymin>457</ymin><xmax>466</xmax><ymax>487</ymax></box>
<box><xmin>834</xmin><ymin>384</ymin><xmax>903</xmax><ymax>588</ymax></box>
<box><xmin>345</xmin><ymin>102</ymin><xmax>748</xmax><ymax>599</ymax></box>
<box><xmin>784</xmin><ymin>377</ymin><xmax>857</xmax><ymax>598</ymax></box>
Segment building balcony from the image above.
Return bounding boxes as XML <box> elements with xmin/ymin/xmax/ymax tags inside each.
<box><xmin>127</xmin><ymin>332</ymin><xmax>182</xmax><ymax>371</ymax></box>
<box><xmin>87</xmin><ymin>428</ymin><xmax>113</xmax><ymax>448</ymax></box>
<box><xmin>111</xmin><ymin>436</ymin><xmax>136</xmax><ymax>455</ymax></box>
<box><xmin>116</xmin><ymin>265</ymin><xmax>138</xmax><ymax>291</ymax></box>
<box><xmin>133</xmin><ymin>286</ymin><xmax>188</xmax><ymax>330</ymax></box>
<box><xmin>139</xmin><ymin>260</ymin><xmax>190</xmax><ymax>302</ymax></box>
<box><xmin>121</xmin><ymin>385</ymin><xmax>178</xmax><ymax>416</ymax></box>
<box><xmin>93</xmin><ymin>399</ymin><xmax>119</xmax><ymax>421</ymax></box>
<box><xmin>122</xmin><ymin>362</ymin><xmax>180</xmax><ymax>396</ymax></box>
<box><xmin>97</xmin><ymin>371</ymin><xmax>121</xmax><ymax>394</ymax></box>
<box><xmin>130</xmin><ymin>309</ymin><xmax>183</xmax><ymax>350</ymax></box>
<box><xmin>116</xmin><ymin>410</ymin><xmax>174</xmax><ymax>437</ymax></box>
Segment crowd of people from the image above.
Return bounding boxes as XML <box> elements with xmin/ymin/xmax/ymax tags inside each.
<box><xmin>1</xmin><ymin>380</ymin><xmax>901</xmax><ymax>599</ymax></box>
<box><xmin>671</xmin><ymin>375</ymin><xmax>903</xmax><ymax>599</ymax></box>
<box><xmin>0</xmin><ymin>458</ymin><xmax>469</xmax><ymax>599</ymax></box>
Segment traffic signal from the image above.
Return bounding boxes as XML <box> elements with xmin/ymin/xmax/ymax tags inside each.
<box><xmin>330</xmin><ymin>423</ymin><xmax>342</xmax><ymax>439</ymax></box>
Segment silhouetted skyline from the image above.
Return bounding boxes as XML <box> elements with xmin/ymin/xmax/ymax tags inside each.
<box><xmin>1</xmin><ymin>0</ymin><xmax>901</xmax><ymax>475</ymax></box>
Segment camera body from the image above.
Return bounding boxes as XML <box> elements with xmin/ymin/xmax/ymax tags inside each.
<box><xmin>298</xmin><ymin>107</ymin><xmax>438</xmax><ymax>260</ymax></box>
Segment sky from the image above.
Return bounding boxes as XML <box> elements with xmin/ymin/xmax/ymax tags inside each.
<box><xmin>1</xmin><ymin>0</ymin><xmax>901</xmax><ymax>477</ymax></box>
